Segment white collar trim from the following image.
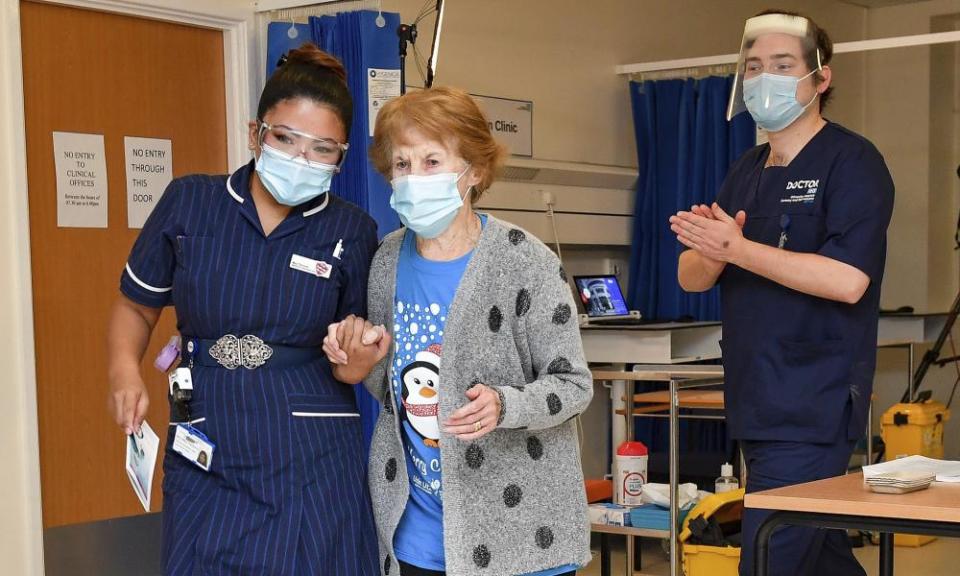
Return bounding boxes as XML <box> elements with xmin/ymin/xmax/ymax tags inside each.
<box><xmin>302</xmin><ymin>193</ymin><xmax>330</xmax><ymax>217</ymax></box>
<box><xmin>226</xmin><ymin>169</ymin><xmax>245</xmax><ymax>204</ymax></box>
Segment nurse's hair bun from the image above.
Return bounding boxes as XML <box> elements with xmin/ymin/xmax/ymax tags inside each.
<box><xmin>282</xmin><ymin>43</ymin><xmax>347</xmax><ymax>84</ymax></box>
<box><xmin>258</xmin><ymin>42</ymin><xmax>353</xmax><ymax>134</ymax></box>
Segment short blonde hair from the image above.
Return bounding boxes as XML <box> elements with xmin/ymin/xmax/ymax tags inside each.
<box><xmin>370</xmin><ymin>86</ymin><xmax>507</xmax><ymax>202</ymax></box>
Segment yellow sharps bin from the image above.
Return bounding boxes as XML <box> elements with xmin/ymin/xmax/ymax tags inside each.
<box><xmin>881</xmin><ymin>400</ymin><xmax>951</xmax><ymax>546</ymax></box>
<box><xmin>680</xmin><ymin>488</ymin><xmax>744</xmax><ymax>576</ymax></box>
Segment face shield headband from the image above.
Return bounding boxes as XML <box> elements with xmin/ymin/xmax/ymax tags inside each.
<box><xmin>727</xmin><ymin>13</ymin><xmax>822</xmax><ymax>122</ymax></box>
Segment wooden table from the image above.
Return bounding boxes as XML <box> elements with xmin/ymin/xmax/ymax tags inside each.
<box><xmin>746</xmin><ymin>472</ymin><xmax>960</xmax><ymax>576</ymax></box>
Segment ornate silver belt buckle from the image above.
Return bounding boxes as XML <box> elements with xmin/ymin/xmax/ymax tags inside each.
<box><xmin>239</xmin><ymin>334</ymin><xmax>273</xmax><ymax>369</ymax></box>
<box><xmin>209</xmin><ymin>334</ymin><xmax>273</xmax><ymax>370</ymax></box>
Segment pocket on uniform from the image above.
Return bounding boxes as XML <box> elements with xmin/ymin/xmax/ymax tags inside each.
<box><xmin>752</xmin><ymin>337</ymin><xmax>850</xmax><ymax>431</ymax></box>
<box><xmin>285</xmin><ymin>248</ymin><xmax>345</xmax><ymax>325</ymax></box>
<box><xmin>175</xmin><ymin>236</ymin><xmax>218</xmax><ymax>271</ymax></box>
<box><xmin>289</xmin><ymin>393</ymin><xmax>360</xmax><ymax>418</ymax></box>
<box><xmin>289</xmin><ymin>393</ymin><xmax>363</xmax><ymax>487</ymax></box>
<box><xmin>780</xmin><ymin>213</ymin><xmax>825</xmax><ymax>253</ymax></box>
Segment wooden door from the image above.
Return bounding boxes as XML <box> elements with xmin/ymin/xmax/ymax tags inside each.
<box><xmin>20</xmin><ymin>0</ymin><xmax>227</xmax><ymax>528</ymax></box>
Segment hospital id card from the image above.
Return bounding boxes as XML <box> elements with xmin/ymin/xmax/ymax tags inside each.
<box><xmin>173</xmin><ymin>424</ymin><xmax>215</xmax><ymax>472</ymax></box>
<box><xmin>125</xmin><ymin>420</ymin><xmax>160</xmax><ymax>512</ymax></box>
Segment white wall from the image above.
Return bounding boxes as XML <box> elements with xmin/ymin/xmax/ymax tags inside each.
<box><xmin>864</xmin><ymin>0</ymin><xmax>960</xmax><ymax>459</ymax></box>
<box><xmin>866</xmin><ymin>0</ymin><xmax>960</xmax><ymax>314</ymax></box>
<box><xmin>381</xmin><ymin>0</ymin><xmax>868</xmax><ymax>285</ymax></box>
<box><xmin>0</xmin><ymin>2</ymin><xmax>44</xmax><ymax>573</ymax></box>
<box><xmin>385</xmin><ymin>0</ymin><xmax>867</xmax><ymax>168</ymax></box>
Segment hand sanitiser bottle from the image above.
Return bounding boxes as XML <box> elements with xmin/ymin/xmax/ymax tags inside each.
<box><xmin>715</xmin><ymin>462</ymin><xmax>739</xmax><ymax>494</ymax></box>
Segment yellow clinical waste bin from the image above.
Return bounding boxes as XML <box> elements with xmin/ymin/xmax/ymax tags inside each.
<box><xmin>881</xmin><ymin>400</ymin><xmax>951</xmax><ymax>546</ymax></box>
<box><xmin>680</xmin><ymin>488</ymin><xmax>744</xmax><ymax>576</ymax></box>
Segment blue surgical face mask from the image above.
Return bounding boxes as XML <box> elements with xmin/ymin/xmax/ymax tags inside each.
<box><xmin>742</xmin><ymin>69</ymin><xmax>818</xmax><ymax>132</ymax></box>
<box><xmin>255</xmin><ymin>143</ymin><xmax>337</xmax><ymax>207</ymax></box>
<box><xmin>389</xmin><ymin>165</ymin><xmax>471</xmax><ymax>239</ymax></box>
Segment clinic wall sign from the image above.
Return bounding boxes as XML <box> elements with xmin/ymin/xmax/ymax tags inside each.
<box><xmin>471</xmin><ymin>94</ymin><xmax>533</xmax><ymax>157</ymax></box>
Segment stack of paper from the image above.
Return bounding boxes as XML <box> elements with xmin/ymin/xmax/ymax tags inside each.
<box><xmin>864</xmin><ymin>470</ymin><xmax>935</xmax><ymax>494</ymax></box>
<box><xmin>863</xmin><ymin>455</ymin><xmax>960</xmax><ymax>483</ymax></box>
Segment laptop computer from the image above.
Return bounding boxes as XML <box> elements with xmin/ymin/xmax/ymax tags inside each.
<box><xmin>571</xmin><ymin>274</ymin><xmax>646</xmax><ymax>326</ymax></box>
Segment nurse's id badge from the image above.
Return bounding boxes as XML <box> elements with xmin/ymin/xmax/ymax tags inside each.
<box><xmin>172</xmin><ymin>424</ymin><xmax>215</xmax><ymax>472</ymax></box>
<box><xmin>290</xmin><ymin>253</ymin><xmax>332</xmax><ymax>278</ymax></box>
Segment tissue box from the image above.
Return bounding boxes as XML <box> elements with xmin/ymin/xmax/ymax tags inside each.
<box><xmin>629</xmin><ymin>503</ymin><xmax>692</xmax><ymax>531</ymax></box>
<box><xmin>589</xmin><ymin>503</ymin><xmax>635</xmax><ymax>526</ymax></box>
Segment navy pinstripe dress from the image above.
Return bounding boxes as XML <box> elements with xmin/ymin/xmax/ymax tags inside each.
<box><xmin>120</xmin><ymin>162</ymin><xmax>380</xmax><ymax>575</ymax></box>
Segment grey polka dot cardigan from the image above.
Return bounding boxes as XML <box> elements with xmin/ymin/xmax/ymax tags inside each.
<box><xmin>364</xmin><ymin>215</ymin><xmax>594</xmax><ymax>575</ymax></box>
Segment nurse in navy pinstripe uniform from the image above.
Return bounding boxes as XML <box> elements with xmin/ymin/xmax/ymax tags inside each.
<box><xmin>107</xmin><ymin>44</ymin><xmax>379</xmax><ymax>575</ymax></box>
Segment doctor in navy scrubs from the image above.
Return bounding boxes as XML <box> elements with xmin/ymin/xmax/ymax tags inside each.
<box><xmin>671</xmin><ymin>11</ymin><xmax>894</xmax><ymax>576</ymax></box>
<box><xmin>107</xmin><ymin>44</ymin><xmax>379</xmax><ymax>575</ymax></box>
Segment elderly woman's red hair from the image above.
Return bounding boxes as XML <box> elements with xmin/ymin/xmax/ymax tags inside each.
<box><xmin>370</xmin><ymin>86</ymin><xmax>507</xmax><ymax>201</ymax></box>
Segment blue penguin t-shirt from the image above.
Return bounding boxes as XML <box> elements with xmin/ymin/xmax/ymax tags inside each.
<box><xmin>390</xmin><ymin>218</ymin><xmax>577</xmax><ymax>576</ymax></box>
<box><xmin>391</xmin><ymin>226</ymin><xmax>472</xmax><ymax>571</ymax></box>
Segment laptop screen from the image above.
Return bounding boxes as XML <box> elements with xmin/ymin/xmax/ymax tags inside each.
<box><xmin>572</xmin><ymin>275</ymin><xmax>630</xmax><ymax>317</ymax></box>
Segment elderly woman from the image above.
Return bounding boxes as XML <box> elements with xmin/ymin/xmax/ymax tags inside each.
<box><xmin>323</xmin><ymin>86</ymin><xmax>592</xmax><ymax>576</ymax></box>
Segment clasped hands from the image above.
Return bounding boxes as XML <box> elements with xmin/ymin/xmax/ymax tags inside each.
<box><xmin>322</xmin><ymin>315</ymin><xmax>501</xmax><ymax>440</ymax></box>
<box><xmin>669</xmin><ymin>202</ymin><xmax>747</xmax><ymax>263</ymax></box>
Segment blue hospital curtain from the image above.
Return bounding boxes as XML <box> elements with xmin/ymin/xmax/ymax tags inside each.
<box><xmin>268</xmin><ymin>11</ymin><xmax>402</xmax><ymax>454</ymax></box>
<box><xmin>626</xmin><ymin>76</ymin><xmax>755</xmax><ymax>472</ymax></box>
<box><xmin>265</xmin><ymin>22</ymin><xmax>312</xmax><ymax>78</ymax></box>
<box><xmin>309</xmin><ymin>11</ymin><xmax>402</xmax><ymax>454</ymax></box>
<box><xmin>626</xmin><ymin>76</ymin><xmax>755</xmax><ymax>322</ymax></box>
<box><xmin>310</xmin><ymin>11</ymin><xmax>402</xmax><ymax>235</ymax></box>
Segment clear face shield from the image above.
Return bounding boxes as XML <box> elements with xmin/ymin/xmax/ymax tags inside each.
<box><xmin>726</xmin><ymin>13</ymin><xmax>822</xmax><ymax>122</ymax></box>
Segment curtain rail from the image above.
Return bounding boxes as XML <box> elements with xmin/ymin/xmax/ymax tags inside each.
<box><xmin>630</xmin><ymin>64</ymin><xmax>737</xmax><ymax>83</ymax></box>
<box><xmin>617</xmin><ymin>29</ymin><xmax>960</xmax><ymax>75</ymax></box>
<box><xmin>266</xmin><ymin>0</ymin><xmax>379</xmax><ymax>20</ymax></box>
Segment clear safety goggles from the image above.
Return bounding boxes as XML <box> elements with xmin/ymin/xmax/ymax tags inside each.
<box><xmin>726</xmin><ymin>13</ymin><xmax>822</xmax><ymax>121</ymax></box>
<box><xmin>258</xmin><ymin>122</ymin><xmax>349</xmax><ymax>169</ymax></box>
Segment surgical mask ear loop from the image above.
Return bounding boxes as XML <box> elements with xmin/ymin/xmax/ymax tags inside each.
<box><xmin>802</xmin><ymin>49</ymin><xmax>825</xmax><ymax>110</ymax></box>
<box><xmin>795</xmin><ymin>67</ymin><xmax>821</xmax><ymax>112</ymax></box>
<box><xmin>456</xmin><ymin>164</ymin><xmax>472</xmax><ymax>202</ymax></box>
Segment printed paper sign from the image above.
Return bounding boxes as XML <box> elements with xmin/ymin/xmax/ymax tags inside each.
<box><xmin>53</xmin><ymin>132</ymin><xmax>108</xmax><ymax>228</ymax></box>
<box><xmin>124</xmin><ymin>137</ymin><xmax>172</xmax><ymax>229</ymax></box>
<box><xmin>368</xmin><ymin>68</ymin><xmax>401</xmax><ymax>137</ymax></box>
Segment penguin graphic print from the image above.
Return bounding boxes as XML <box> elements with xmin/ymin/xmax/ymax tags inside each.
<box><xmin>400</xmin><ymin>343</ymin><xmax>442</xmax><ymax>448</ymax></box>
<box><xmin>391</xmin><ymin>297</ymin><xmax>451</xmax><ymax>501</ymax></box>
